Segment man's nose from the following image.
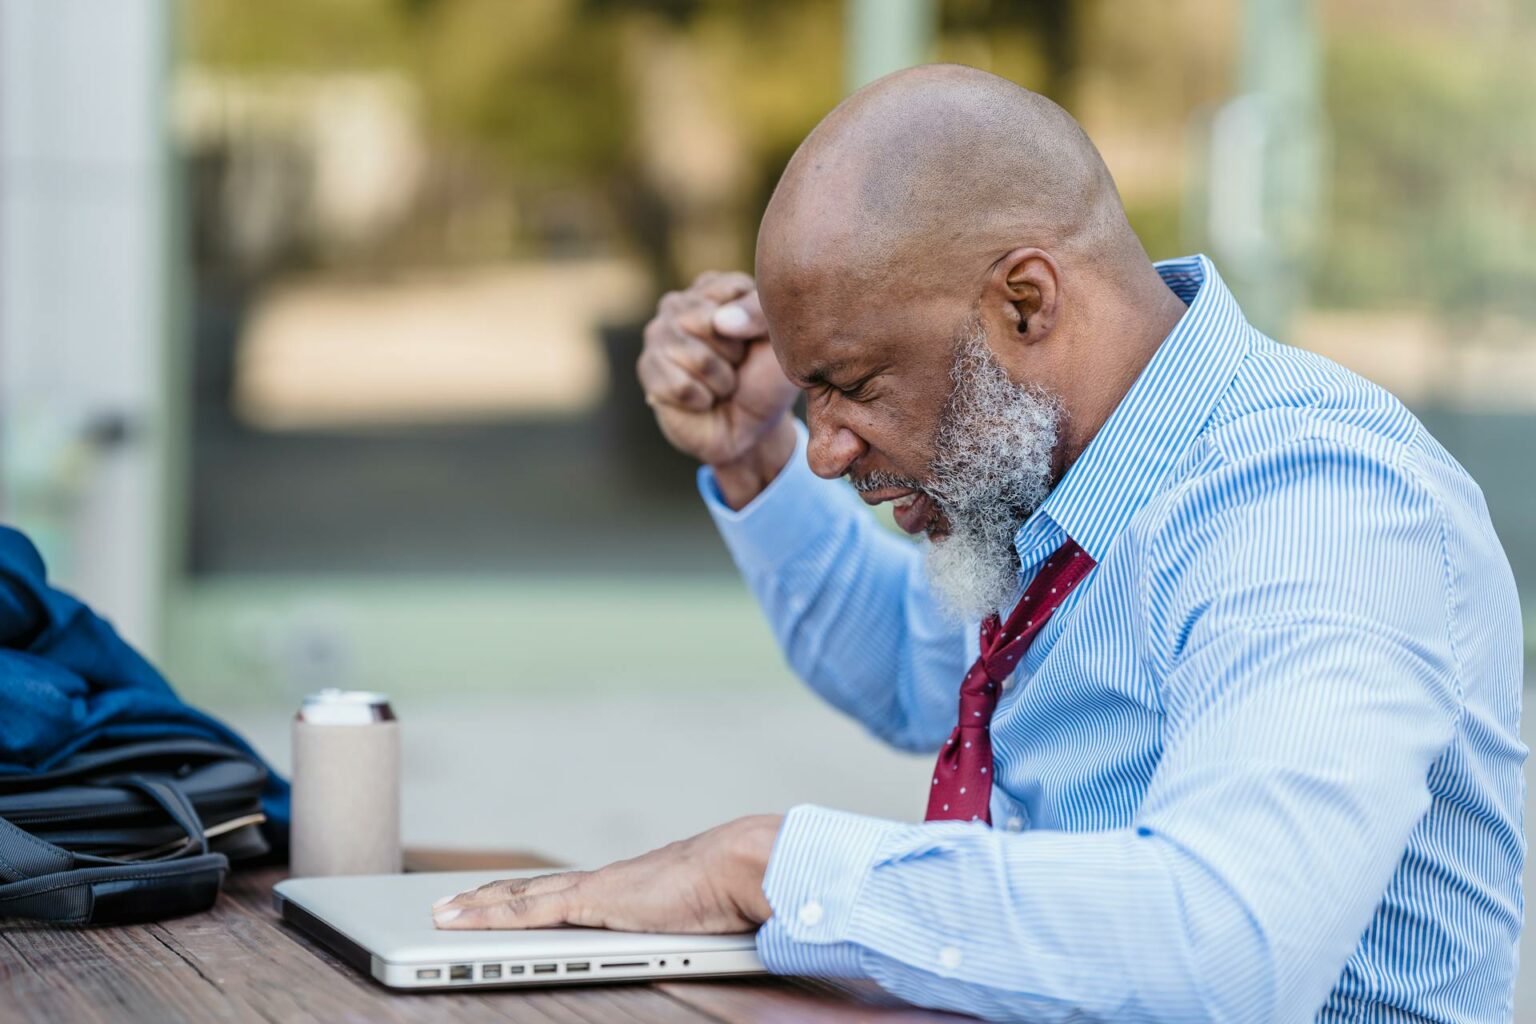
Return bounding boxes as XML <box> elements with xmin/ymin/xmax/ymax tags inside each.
<box><xmin>805</xmin><ymin>408</ymin><xmax>867</xmax><ymax>480</ymax></box>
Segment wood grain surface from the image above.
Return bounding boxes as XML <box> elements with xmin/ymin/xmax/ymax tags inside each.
<box><xmin>0</xmin><ymin>852</ymin><xmax>965</xmax><ymax>1023</ymax></box>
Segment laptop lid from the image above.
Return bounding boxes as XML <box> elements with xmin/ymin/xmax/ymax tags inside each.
<box><xmin>274</xmin><ymin>869</ymin><xmax>765</xmax><ymax>989</ymax></box>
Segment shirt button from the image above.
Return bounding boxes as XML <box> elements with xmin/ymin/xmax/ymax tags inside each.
<box><xmin>1001</xmin><ymin>675</ymin><xmax>1015</xmax><ymax>691</ymax></box>
<box><xmin>938</xmin><ymin>946</ymin><xmax>963</xmax><ymax>970</ymax></box>
<box><xmin>797</xmin><ymin>900</ymin><xmax>825</xmax><ymax>927</ymax></box>
<box><xmin>1005</xmin><ymin>817</ymin><xmax>1024</xmax><ymax>832</ymax></box>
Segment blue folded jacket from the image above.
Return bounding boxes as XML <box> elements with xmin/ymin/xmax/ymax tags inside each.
<box><xmin>0</xmin><ymin>525</ymin><xmax>290</xmax><ymax>842</ymax></box>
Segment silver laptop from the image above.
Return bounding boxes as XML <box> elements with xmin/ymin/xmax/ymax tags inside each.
<box><xmin>273</xmin><ymin>870</ymin><xmax>765</xmax><ymax>989</ymax></box>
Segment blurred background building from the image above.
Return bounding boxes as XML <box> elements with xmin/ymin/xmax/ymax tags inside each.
<box><xmin>2</xmin><ymin>0</ymin><xmax>1533</xmax><ymax>1005</ymax></box>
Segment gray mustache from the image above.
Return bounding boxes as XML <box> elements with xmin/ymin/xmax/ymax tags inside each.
<box><xmin>848</xmin><ymin>471</ymin><xmax>925</xmax><ymax>494</ymax></box>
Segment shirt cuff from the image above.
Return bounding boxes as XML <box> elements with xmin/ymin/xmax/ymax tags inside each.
<box><xmin>698</xmin><ymin>420</ymin><xmax>861</xmax><ymax>572</ymax></box>
<box><xmin>754</xmin><ymin>804</ymin><xmax>896</xmax><ymax>977</ymax></box>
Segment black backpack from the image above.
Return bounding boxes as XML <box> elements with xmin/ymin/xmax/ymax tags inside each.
<box><xmin>0</xmin><ymin>737</ymin><xmax>269</xmax><ymax>925</ymax></box>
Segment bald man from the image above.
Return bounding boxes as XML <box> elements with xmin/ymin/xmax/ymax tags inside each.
<box><xmin>435</xmin><ymin>67</ymin><xmax>1524</xmax><ymax>1022</ymax></box>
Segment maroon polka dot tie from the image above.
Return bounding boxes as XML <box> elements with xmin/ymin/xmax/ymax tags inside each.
<box><xmin>925</xmin><ymin>540</ymin><xmax>1096</xmax><ymax>824</ymax></box>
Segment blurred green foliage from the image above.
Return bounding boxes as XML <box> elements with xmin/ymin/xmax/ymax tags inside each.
<box><xmin>1320</xmin><ymin>27</ymin><xmax>1536</xmax><ymax>318</ymax></box>
<box><xmin>188</xmin><ymin>0</ymin><xmax>632</xmax><ymax>183</ymax></box>
<box><xmin>185</xmin><ymin>0</ymin><xmax>1534</xmax><ymax>317</ymax></box>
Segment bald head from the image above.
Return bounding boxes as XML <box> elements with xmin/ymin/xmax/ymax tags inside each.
<box><xmin>753</xmin><ymin>64</ymin><xmax>1187</xmax><ymax>585</ymax></box>
<box><xmin>758</xmin><ymin>64</ymin><xmax>1141</xmax><ymax>296</ymax></box>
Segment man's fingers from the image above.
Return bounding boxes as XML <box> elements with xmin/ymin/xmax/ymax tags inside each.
<box><xmin>658</xmin><ymin>290</ymin><xmax>748</xmax><ymax>364</ymax></box>
<box><xmin>435</xmin><ymin>871</ymin><xmax>577</xmax><ymax>911</ymax></box>
<box><xmin>674</xmin><ymin>305</ymin><xmax>748</xmax><ymax>363</ymax></box>
<box><xmin>435</xmin><ymin>887</ymin><xmax>575</xmax><ymax>931</ymax></box>
<box><xmin>688</xmin><ymin>270</ymin><xmax>755</xmax><ymax>305</ymax></box>
<box><xmin>432</xmin><ymin>872</ymin><xmax>587</xmax><ymax>928</ymax></box>
<box><xmin>667</xmin><ymin>333</ymin><xmax>737</xmax><ymax>398</ymax></box>
<box><xmin>637</xmin><ymin>348</ymin><xmax>720</xmax><ymax>412</ymax></box>
<box><xmin>432</xmin><ymin>878</ymin><xmax>530</xmax><ymax>912</ymax></box>
<box><xmin>651</xmin><ymin>278</ymin><xmax>760</xmax><ymax>367</ymax></box>
<box><xmin>712</xmin><ymin>290</ymin><xmax>767</xmax><ymax>341</ymax></box>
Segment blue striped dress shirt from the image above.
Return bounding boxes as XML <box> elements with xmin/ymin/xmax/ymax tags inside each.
<box><xmin>700</xmin><ymin>255</ymin><xmax>1525</xmax><ymax>1022</ymax></box>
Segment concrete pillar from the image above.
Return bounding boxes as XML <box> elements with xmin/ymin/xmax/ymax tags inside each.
<box><xmin>0</xmin><ymin>0</ymin><xmax>170</xmax><ymax>650</ymax></box>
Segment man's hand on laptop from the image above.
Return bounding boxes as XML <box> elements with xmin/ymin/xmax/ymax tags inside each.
<box><xmin>431</xmin><ymin>814</ymin><xmax>783</xmax><ymax>933</ymax></box>
<box><xmin>637</xmin><ymin>270</ymin><xmax>800</xmax><ymax>510</ymax></box>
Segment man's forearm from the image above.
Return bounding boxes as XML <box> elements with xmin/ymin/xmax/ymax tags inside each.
<box><xmin>756</xmin><ymin>807</ymin><xmax>1229</xmax><ymax>1022</ymax></box>
<box><xmin>709</xmin><ymin>415</ymin><xmax>797</xmax><ymax>510</ymax></box>
<box><xmin>701</xmin><ymin>422</ymin><xmax>966</xmax><ymax>752</ymax></box>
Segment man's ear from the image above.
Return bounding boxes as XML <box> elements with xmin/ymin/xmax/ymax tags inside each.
<box><xmin>989</xmin><ymin>248</ymin><xmax>1060</xmax><ymax>344</ymax></box>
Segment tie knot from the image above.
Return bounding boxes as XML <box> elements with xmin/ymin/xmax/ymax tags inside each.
<box><xmin>960</xmin><ymin>660</ymin><xmax>1003</xmax><ymax>711</ymax></box>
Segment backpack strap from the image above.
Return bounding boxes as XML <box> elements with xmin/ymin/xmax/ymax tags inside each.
<box><xmin>0</xmin><ymin>775</ymin><xmax>226</xmax><ymax>925</ymax></box>
<box><xmin>0</xmin><ymin>805</ymin><xmax>73</xmax><ymax>881</ymax></box>
<box><xmin>0</xmin><ymin>854</ymin><xmax>227</xmax><ymax>925</ymax></box>
<box><xmin>0</xmin><ymin>738</ymin><xmax>255</xmax><ymax>791</ymax></box>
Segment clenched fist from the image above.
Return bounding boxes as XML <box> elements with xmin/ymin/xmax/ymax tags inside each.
<box><xmin>637</xmin><ymin>271</ymin><xmax>799</xmax><ymax>508</ymax></box>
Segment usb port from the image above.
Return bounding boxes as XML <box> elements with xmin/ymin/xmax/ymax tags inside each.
<box><xmin>532</xmin><ymin>964</ymin><xmax>558</xmax><ymax>975</ymax></box>
<box><xmin>481</xmin><ymin>964</ymin><xmax>502</xmax><ymax>979</ymax></box>
<box><xmin>416</xmin><ymin>968</ymin><xmax>442</xmax><ymax>980</ymax></box>
<box><xmin>449</xmin><ymin>964</ymin><xmax>473</xmax><ymax>980</ymax></box>
<box><xmin>565</xmin><ymin>962</ymin><xmax>590</xmax><ymax>972</ymax></box>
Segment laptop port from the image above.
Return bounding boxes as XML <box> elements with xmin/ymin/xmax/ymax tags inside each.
<box><xmin>532</xmin><ymin>964</ymin><xmax>558</xmax><ymax>974</ymax></box>
<box><xmin>565</xmin><ymin>962</ymin><xmax>590</xmax><ymax>972</ymax></box>
<box><xmin>481</xmin><ymin>964</ymin><xmax>502</xmax><ymax>979</ymax></box>
<box><xmin>416</xmin><ymin>968</ymin><xmax>442</xmax><ymax>980</ymax></box>
<box><xmin>600</xmin><ymin>961</ymin><xmax>649</xmax><ymax>969</ymax></box>
<box><xmin>507</xmin><ymin>965</ymin><xmax>526</xmax><ymax>974</ymax></box>
<box><xmin>449</xmin><ymin>964</ymin><xmax>472</xmax><ymax>981</ymax></box>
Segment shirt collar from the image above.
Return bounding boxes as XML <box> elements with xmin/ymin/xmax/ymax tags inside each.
<box><xmin>1012</xmin><ymin>254</ymin><xmax>1254</xmax><ymax>566</ymax></box>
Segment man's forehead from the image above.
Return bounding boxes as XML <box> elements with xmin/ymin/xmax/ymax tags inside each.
<box><xmin>791</xmin><ymin>354</ymin><xmax>866</xmax><ymax>386</ymax></box>
<box><xmin>774</xmin><ymin>322</ymin><xmax>875</xmax><ymax>382</ymax></box>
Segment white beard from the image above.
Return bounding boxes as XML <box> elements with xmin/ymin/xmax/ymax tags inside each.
<box><xmin>922</xmin><ymin>319</ymin><xmax>1061</xmax><ymax>622</ymax></box>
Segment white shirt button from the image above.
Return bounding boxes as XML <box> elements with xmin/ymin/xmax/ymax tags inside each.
<box><xmin>797</xmin><ymin>900</ymin><xmax>825</xmax><ymax>927</ymax></box>
<box><xmin>1005</xmin><ymin>816</ymin><xmax>1024</xmax><ymax>832</ymax></box>
<box><xmin>1001</xmin><ymin>675</ymin><xmax>1016</xmax><ymax>691</ymax></box>
<box><xmin>938</xmin><ymin>946</ymin><xmax>963</xmax><ymax>970</ymax></box>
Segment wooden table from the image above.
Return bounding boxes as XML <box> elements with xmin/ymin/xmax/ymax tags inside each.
<box><xmin>0</xmin><ymin>851</ymin><xmax>965</xmax><ymax>1023</ymax></box>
